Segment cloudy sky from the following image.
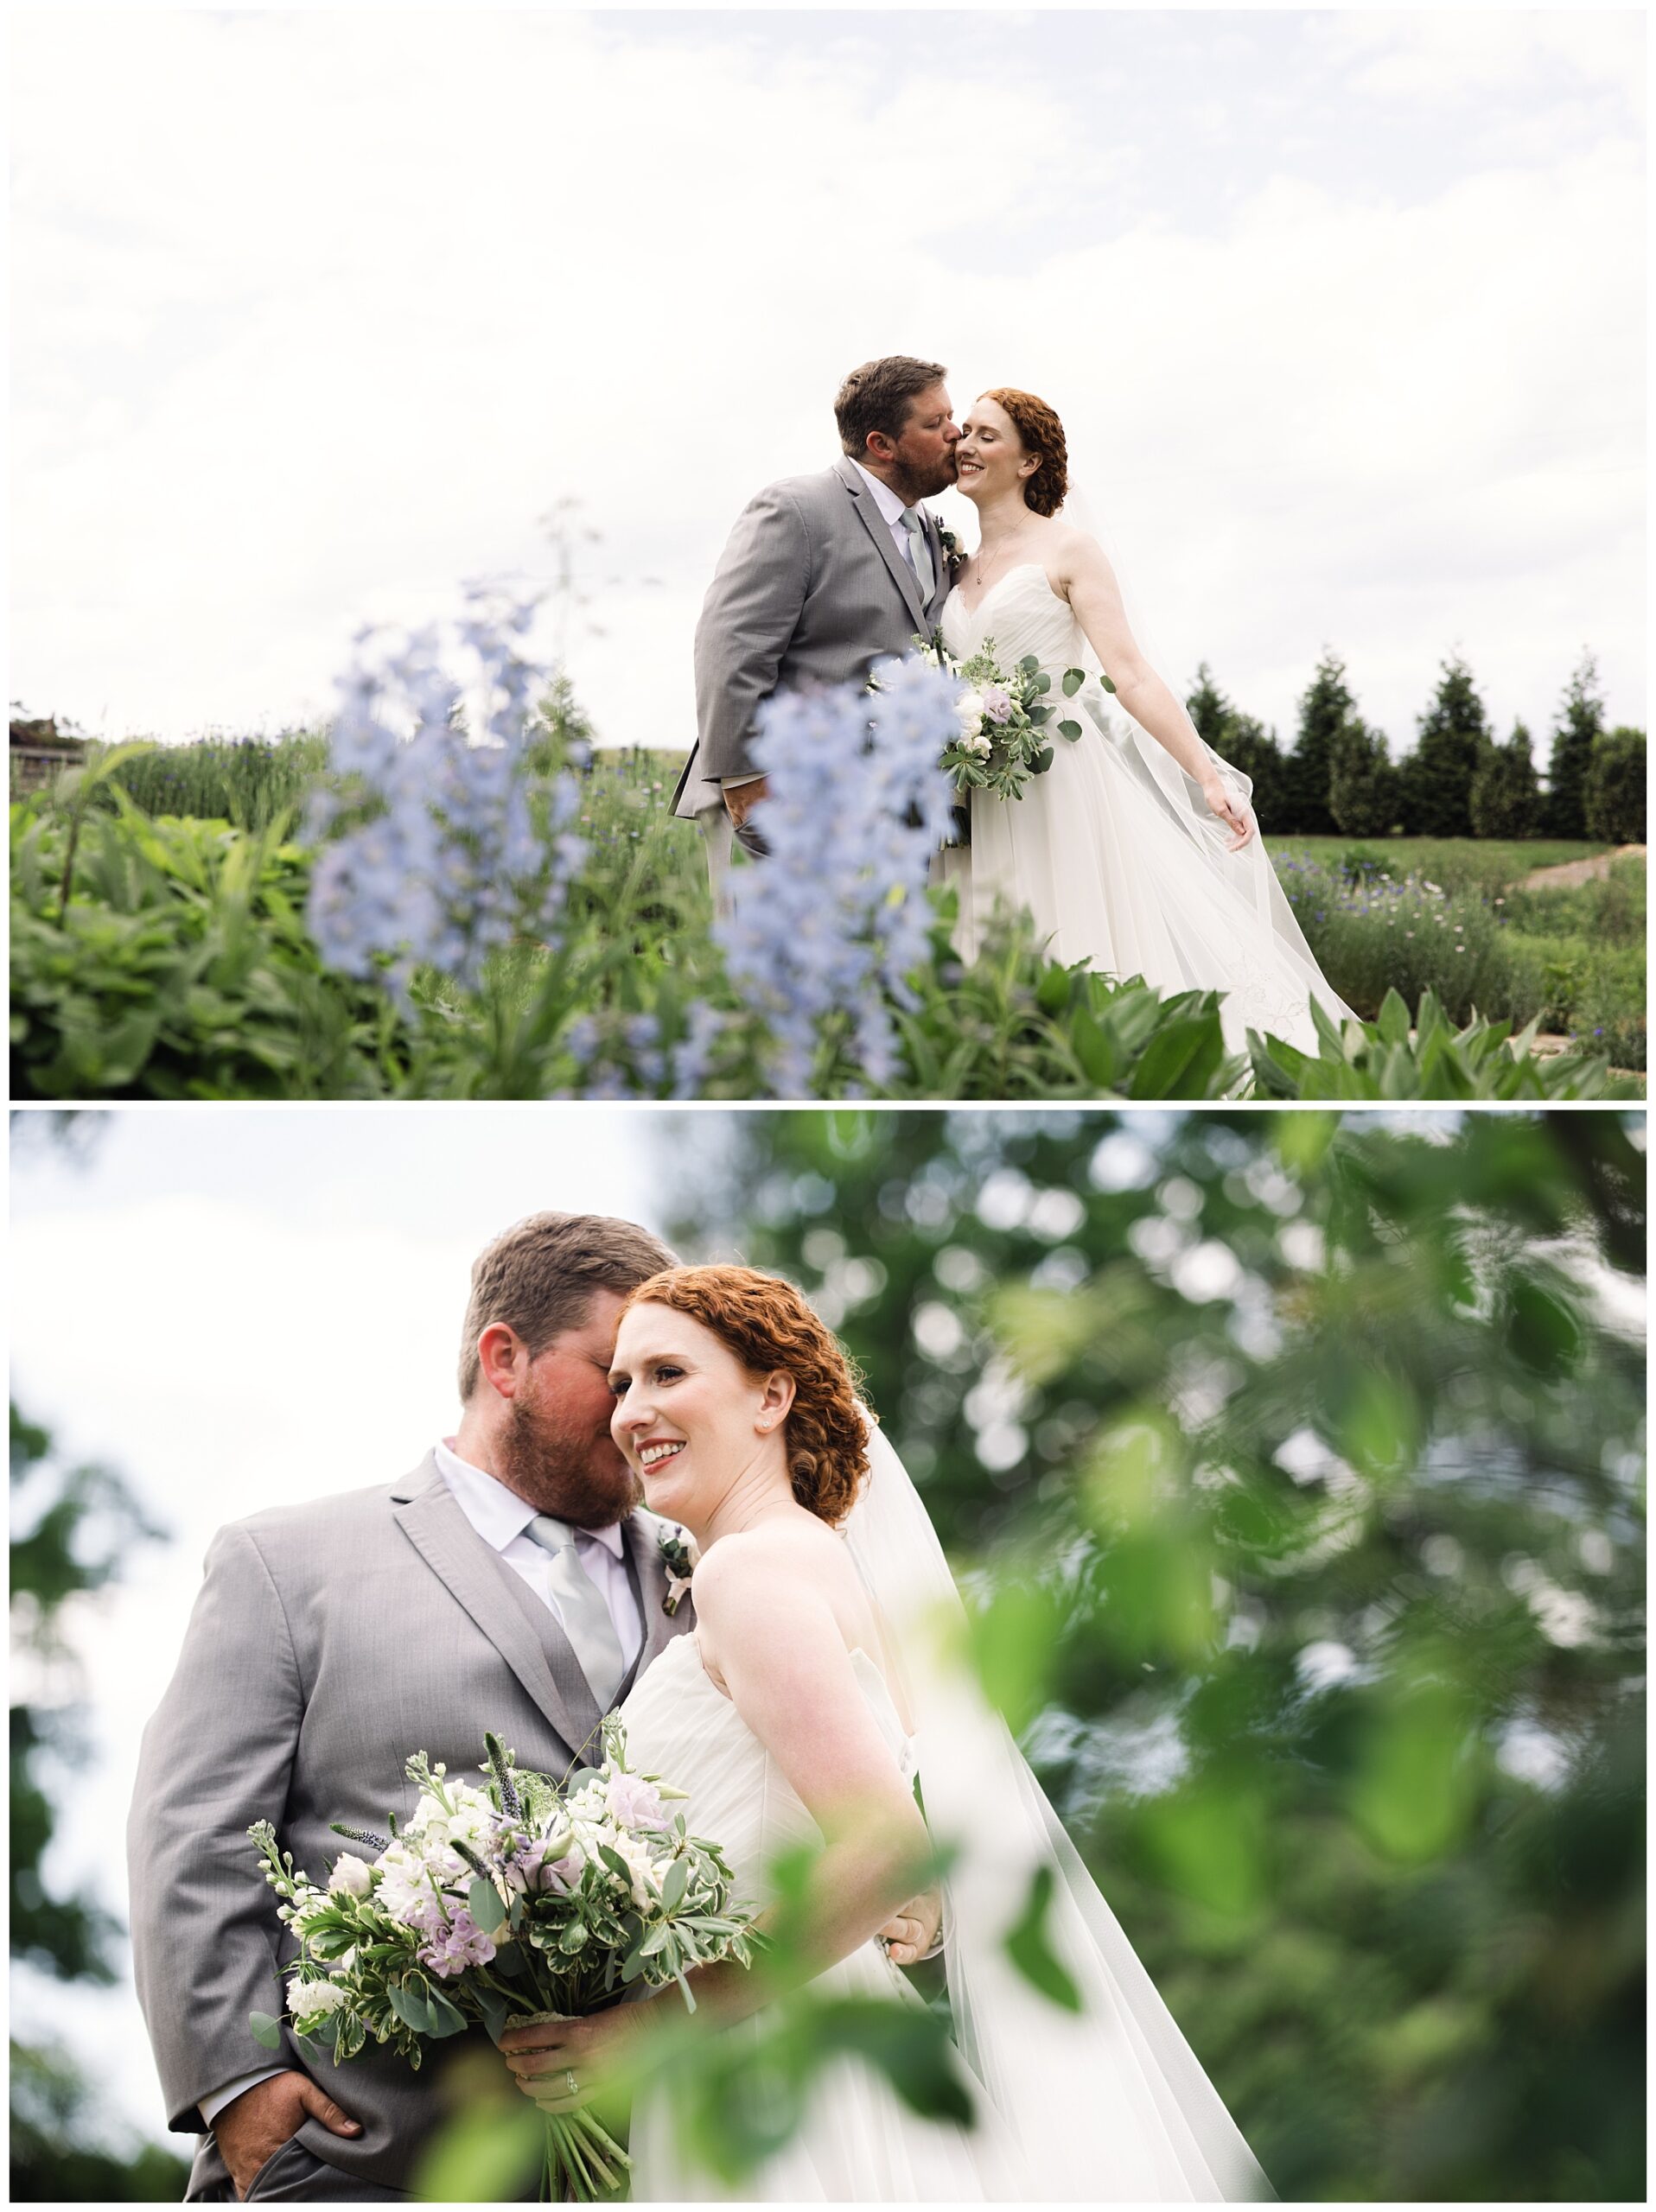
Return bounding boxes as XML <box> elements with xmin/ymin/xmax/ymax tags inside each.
<box><xmin>10</xmin><ymin>7</ymin><xmax>1645</xmax><ymax>765</ymax></box>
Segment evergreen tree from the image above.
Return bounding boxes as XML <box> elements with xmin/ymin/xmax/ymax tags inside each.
<box><xmin>1279</xmin><ymin>651</ymin><xmax>1354</xmax><ymax>834</ymax></box>
<box><xmin>1402</xmin><ymin>652</ymin><xmax>1492</xmax><ymax>837</ymax></box>
<box><xmin>1584</xmin><ymin>726</ymin><xmax>1646</xmax><ymax>845</ymax></box>
<box><xmin>1328</xmin><ymin>719</ymin><xmax>1403</xmax><ymax>837</ymax></box>
<box><xmin>1545</xmin><ymin>652</ymin><xmax>1606</xmax><ymax>838</ymax></box>
<box><xmin>1186</xmin><ymin>664</ymin><xmax>1285</xmax><ymax>830</ymax></box>
<box><xmin>1469</xmin><ymin>718</ymin><xmax>1544</xmax><ymax>840</ymax></box>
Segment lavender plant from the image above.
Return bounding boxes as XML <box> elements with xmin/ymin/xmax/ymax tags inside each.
<box><xmin>305</xmin><ymin>586</ymin><xmax>585</xmax><ymax>1007</ymax></box>
<box><xmin>710</xmin><ymin>655</ymin><xmax>962</xmax><ymax>1096</ymax></box>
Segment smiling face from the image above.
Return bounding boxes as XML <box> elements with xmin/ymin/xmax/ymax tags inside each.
<box><xmin>493</xmin><ymin>1287</ymin><xmax>642</xmax><ymax>1528</ymax></box>
<box><xmin>954</xmin><ymin>395</ymin><xmax>1039</xmax><ymax>508</ymax></box>
<box><xmin>608</xmin><ymin>1302</ymin><xmax>791</xmax><ymax>1531</ymax></box>
<box><xmin>873</xmin><ymin>381</ymin><xmax>962</xmax><ymax>503</ymax></box>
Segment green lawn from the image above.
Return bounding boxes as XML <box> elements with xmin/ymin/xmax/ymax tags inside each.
<box><xmin>1271</xmin><ymin>835</ymin><xmax>1610</xmax><ymax>895</ymax></box>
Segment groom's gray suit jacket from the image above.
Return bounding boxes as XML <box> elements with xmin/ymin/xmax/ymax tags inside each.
<box><xmin>126</xmin><ymin>1458</ymin><xmax>691</xmax><ymax>2199</ymax></box>
<box><xmin>673</xmin><ymin>455</ymin><xmax>954</xmax><ymax>819</ymax></box>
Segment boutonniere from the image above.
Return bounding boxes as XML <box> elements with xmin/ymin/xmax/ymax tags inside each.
<box><xmin>657</xmin><ymin>1523</ymin><xmax>699</xmax><ymax>1616</ymax></box>
<box><xmin>933</xmin><ymin>521</ymin><xmax>966</xmax><ymax>575</ymax></box>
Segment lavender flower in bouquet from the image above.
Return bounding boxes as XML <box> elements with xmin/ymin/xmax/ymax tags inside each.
<box><xmin>248</xmin><ymin>1721</ymin><xmax>760</xmax><ymax>2201</ymax></box>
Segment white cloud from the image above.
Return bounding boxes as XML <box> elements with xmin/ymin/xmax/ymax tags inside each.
<box><xmin>8</xmin><ymin>10</ymin><xmax>1645</xmax><ymax>765</ymax></box>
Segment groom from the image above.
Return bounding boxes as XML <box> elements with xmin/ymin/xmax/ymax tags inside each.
<box><xmin>674</xmin><ymin>354</ymin><xmax>962</xmax><ymax>884</ymax></box>
<box><xmin>127</xmin><ymin>1212</ymin><xmax>691</xmax><ymax>2202</ymax></box>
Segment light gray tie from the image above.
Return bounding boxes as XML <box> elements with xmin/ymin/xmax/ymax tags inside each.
<box><xmin>525</xmin><ymin>1516</ymin><xmax>627</xmax><ymax>1709</ymax></box>
<box><xmin>901</xmin><ymin>508</ymin><xmax>933</xmax><ymax>601</ymax></box>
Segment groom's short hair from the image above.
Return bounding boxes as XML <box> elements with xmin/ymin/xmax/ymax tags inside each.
<box><xmin>835</xmin><ymin>356</ymin><xmax>948</xmax><ymax>458</ymax></box>
<box><xmin>459</xmin><ymin>1211</ymin><xmax>678</xmax><ymax>1398</ymax></box>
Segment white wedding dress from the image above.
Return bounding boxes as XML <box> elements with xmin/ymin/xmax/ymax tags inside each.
<box><xmin>934</xmin><ymin>563</ymin><xmax>1354</xmax><ymax>1057</ymax></box>
<box><xmin>618</xmin><ymin>1632</ymin><xmax>992</xmax><ymax>2201</ymax></box>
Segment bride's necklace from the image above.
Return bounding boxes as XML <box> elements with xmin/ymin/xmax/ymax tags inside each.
<box><xmin>966</xmin><ymin>533</ymin><xmax>1033</xmax><ymax>607</ymax></box>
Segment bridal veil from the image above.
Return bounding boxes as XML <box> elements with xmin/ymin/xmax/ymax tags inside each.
<box><xmin>844</xmin><ymin>1416</ymin><xmax>1275</xmax><ymax>2202</ymax></box>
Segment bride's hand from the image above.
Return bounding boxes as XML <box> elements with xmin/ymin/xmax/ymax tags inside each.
<box><xmin>496</xmin><ymin>2004</ymin><xmax>649</xmax><ymax>2113</ymax></box>
<box><xmin>1201</xmin><ymin>777</ymin><xmax>1255</xmax><ymax>850</ymax></box>
<box><xmin>879</xmin><ymin>1885</ymin><xmax>943</xmax><ymax>1965</ymax></box>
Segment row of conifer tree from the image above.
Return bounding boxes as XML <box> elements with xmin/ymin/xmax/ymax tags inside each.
<box><xmin>1185</xmin><ymin>649</ymin><xmax>1645</xmax><ymax>843</ymax></box>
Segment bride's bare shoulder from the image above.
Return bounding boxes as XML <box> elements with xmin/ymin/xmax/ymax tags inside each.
<box><xmin>691</xmin><ymin>1517</ymin><xmax>845</xmax><ymax>1615</ymax></box>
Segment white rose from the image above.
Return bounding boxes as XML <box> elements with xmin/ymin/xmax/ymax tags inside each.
<box><xmin>954</xmin><ymin>689</ymin><xmax>985</xmax><ymax>733</ymax></box>
<box><xmin>289</xmin><ymin>1977</ymin><xmax>348</xmax><ymax>2030</ymax></box>
<box><xmin>328</xmin><ymin>1854</ymin><xmax>374</xmax><ymax>1898</ymax></box>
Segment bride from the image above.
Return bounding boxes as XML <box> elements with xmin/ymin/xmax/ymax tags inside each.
<box><xmin>498</xmin><ymin>1264</ymin><xmax>1274</xmax><ymax>2202</ymax></box>
<box><xmin>934</xmin><ymin>388</ymin><xmax>1353</xmax><ymax>1058</ymax></box>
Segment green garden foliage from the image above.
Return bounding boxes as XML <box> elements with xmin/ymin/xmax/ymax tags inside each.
<box><xmin>1500</xmin><ymin>856</ymin><xmax>1647</xmax><ymax>1071</ymax></box>
<box><xmin>666</xmin><ymin>1109</ymin><xmax>1646</xmax><ymax>2203</ymax></box>
<box><xmin>1545</xmin><ymin>653</ymin><xmax>1606</xmax><ymax>840</ymax></box>
<box><xmin>93</xmin><ymin>731</ymin><xmax>329</xmax><ymax>830</ymax></box>
<box><xmin>1403</xmin><ymin>655</ymin><xmax>1493</xmax><ymax>839</ymax></box>
<box><xmin>1328</xmin><ymin>719</ymin><xmax>1403</xmax><ymax>837</ymax></box>
<box><xmin>1274</xmin><ymin>846</ymin><xmax>1644</xmax><ymax>1070</ymax></box>
<box><xmin>10</xmin><ymin>715</ymin><xmax>1638</xmax><ymax>1100</ymax></box>
<box><xmin>10</xmin><ymin>1401</ymin><xmax>192</xmax><ymax>2202</ymax></box>
<box><xmin>1247</xmin><ymin>989</ymin><xmax>1630</xmax><ymax>1099</ymax></box>
<box><xmin>10</xmin><ymin>797</ymin><xmax>404</xmax><ymax>1099</ymax></box>
<box><xmin>1469</xmin><ymin>719</ymin><xmax>1545</xmax><ymax>841</ymax></box>
<box><xmin>1583</xmin><ymin>727</ymin><xmax>1646</xmax><ymax>846</ymax></box>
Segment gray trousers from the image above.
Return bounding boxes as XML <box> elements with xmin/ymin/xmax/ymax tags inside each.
<box><xmin>195</xmin><ymin>2136</ymin><xmax>411</xmax><ymax>2201</ymax></box>
<box><xmin>696</xmin><ymin>804</ymin><xmax>736</xmax><ymax>919</ymax></box>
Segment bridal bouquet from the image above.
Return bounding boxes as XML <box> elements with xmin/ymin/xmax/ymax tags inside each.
<box><xmin>247</xmin><ymin>1720</ymin><xmax>760</xmax><ymax>2201</ymax></box>
<box><xmin>912</xmin><ymin>633</ymin><xmax>1089</xmax><ymax>803</ymax></box>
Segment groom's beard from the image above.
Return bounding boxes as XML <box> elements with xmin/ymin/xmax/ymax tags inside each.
<box><xmin>888</xmin><ymin>449</ymin><xmax>959</xmax><ymax>505</ymax></box>
<box><xmin>498</xmin><ymin>1391</ymin><xmax>641</xmax><ymax>1530</ymax></box>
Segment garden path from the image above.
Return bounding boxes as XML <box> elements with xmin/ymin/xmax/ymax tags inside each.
<box><xmin>1517</xmin><ymin>843</ymin><xmax>1645</xmax><ymax>891</ymax></box>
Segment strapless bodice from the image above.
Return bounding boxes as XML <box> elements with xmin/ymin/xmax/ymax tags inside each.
<box><xmin>616</xmin><ymin>1633</ymin><xmax>914</xmax><ymax>1904</ymax></box>
<box><xmin>940</xmin><ymin>563</ymin><xmax>1089</xmax><ymax>675</ymax></box>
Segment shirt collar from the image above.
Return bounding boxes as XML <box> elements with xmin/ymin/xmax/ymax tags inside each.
<box><xmin>850</xmin><ymin>457</ymin><xmax>916</xmax><ymax>528</ymax></box>
<box><xmin>435</xmin><ymin>1438</ymin><xmax>627</xmax><ymax>1558</ymax></box>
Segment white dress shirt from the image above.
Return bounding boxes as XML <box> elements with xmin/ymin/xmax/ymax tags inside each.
<box><xmin>198</xmin><ymin>1445</ymin><xmax>643</xmax><ymax>2129</ymax></box>
<box><xmin>850</xmin><ymin>456</ymin><xmax>930</xmax><ymax>568</ymax></box>
<box><xmin>431</xmin><ymin>1438</ymin><xmax>643</xmax><ymax>1669</ymax></box>
<box><xmin>722</xmin><ymin>461</ymin><xmax>927</xmax><ymax>794</ymax></box>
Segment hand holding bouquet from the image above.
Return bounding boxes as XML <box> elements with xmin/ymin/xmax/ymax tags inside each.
<box><xmin>248</xmin><ymin>1719</ymin><xmax>760</xmax><ymax>2200</ymax></box>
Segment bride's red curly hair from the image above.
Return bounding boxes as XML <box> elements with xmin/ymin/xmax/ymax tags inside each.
<box><xmin>981</xmin><ymin>387</ymin><xmax>1068</xmax><ymax>518</ymax></box>
<box><xmin>621</xmin><ymin>1265</ymin><xmax>872</xmax><ymax>1525</ymax></box>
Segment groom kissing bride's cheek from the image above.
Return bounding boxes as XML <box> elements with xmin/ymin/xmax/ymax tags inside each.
<box><xmin>674</xmin><ymin>353</ymin><xmax>964</xmax><ymax>875</ymax></box>
<box><xmin>125</xmin><ymin>1213</ymin><xmax>944</xmax><ymax>2205</ymax></box>
<box><xmin>678</xmin><ymin>350</ymin><xmax>1354</xmax><ymax>1063</ymax></box>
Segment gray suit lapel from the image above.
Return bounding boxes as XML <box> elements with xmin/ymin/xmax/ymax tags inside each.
<box><xmin>835</xmin><ymin>457</ymin><xmax>927</xmax><ymax>632</ymax></box>
<box><xmin>390</xmin><ymin>1459</ymin><xmax>603</xmax><ymax>1759</ymax></box>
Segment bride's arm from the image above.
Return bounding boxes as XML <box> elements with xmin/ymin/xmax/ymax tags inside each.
<box><xmin>1058</xmin><ymin>535</ymin><xmax>1255</xmax><ymax>849</ymax></box>
<box><xmin>500</xmin><ymin>1542</ymin><xmax>934</xmax><ymax>2099</ymax></box>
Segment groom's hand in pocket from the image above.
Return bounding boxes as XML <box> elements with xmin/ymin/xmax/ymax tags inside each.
<box><xmin>216</xmin><ymin>2069</ymin><xmax>361</xmax><ymax>2200</ymax></box>
<box><xmin>723</xmin><ymin>776</ymin><xmax>770</xmax><ymax>830</ymax></box>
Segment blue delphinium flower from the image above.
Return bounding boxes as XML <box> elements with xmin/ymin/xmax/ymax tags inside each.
<box><xmin>710</xmin><ymin>653</ymin><xmax>961</xmax><ymax>1096</ymax></box>
<box><xmin>307</xmin><ymin>584</ymin><xmax>584</xmax><ymax>1007</ymax></box>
